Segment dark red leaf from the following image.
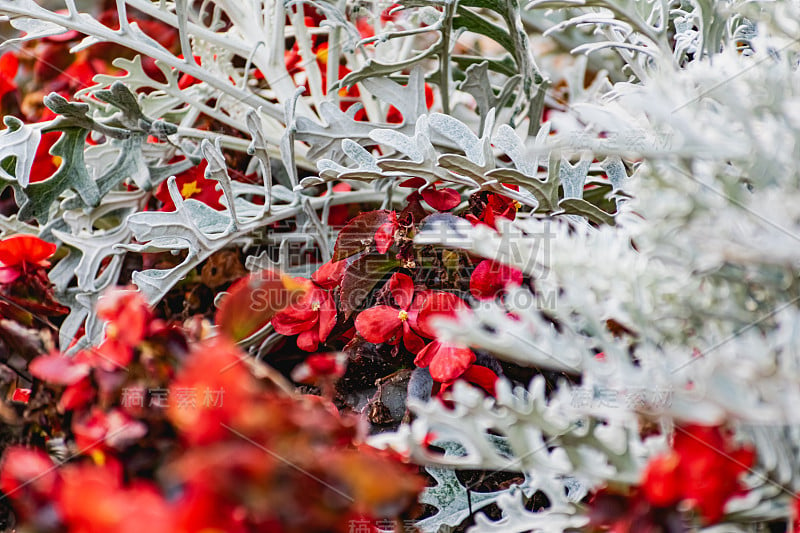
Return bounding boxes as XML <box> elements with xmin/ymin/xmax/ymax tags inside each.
<box><xmin>332</xmin><ymin>210</ymin><xmax>391</xmax><ymax>262</ymax></box>
<box><xmin>339</xmin><ymin>254</ymin><xmax>400</xmax><ymax>318</ymax></box>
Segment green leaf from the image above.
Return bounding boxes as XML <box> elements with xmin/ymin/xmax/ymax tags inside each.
<box><xmin>452</xmin><ymin>54</ymin><xmax>518</xmax><ymax>78</ymax></box>
<box><xmin>454</xmin><ymin>7</ymin><xmax>515</xmax><ymax>53</ymax></box>
<box><xmin>460</xmin><ymin>0</ymin><xmax>506</xmax><ymax>13</ymax></box>
<box><xmin>332</xmin><ymin>210</ymin><xmax>391</xmax><ymax>262</ymax></box>
<box><xmin>18</xmin><ymin>128</ymin><xmax>100</xmax><ymax>223</ymax></box>
<box><xmin>558</xmin><ymin>198</ymin><xmax>617</xmax><ymax>226</ymax></box>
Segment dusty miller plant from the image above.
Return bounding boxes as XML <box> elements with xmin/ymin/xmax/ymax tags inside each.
<box><xmin>1</xmin><ymin>0</ymin><xmax>800</xmax><ymax>531</ymax></box>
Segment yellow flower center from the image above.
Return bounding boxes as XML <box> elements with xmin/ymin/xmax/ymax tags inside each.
<box><xmin>316</xmin><ymin>46</ymin><xmax>329</xmax><ymax>65</ymax></box>
<box><xmin>398</xmin><ymin>310</ymin><xmax>409</xmax><ymax>322</ymax></box>
<box><xmin>180</xmin><ymin>180</ymin><xmax>203</xmax><ymax>199</ymax></box>
<box><xmin>513</xmin><ymin>200</ymin><xmax>522</xmax><ymax>210</ymax></box>
<box><xmin>311</xmin><ymin>302</ymin><xmax>321</xmax><ymax>311</ymax></box>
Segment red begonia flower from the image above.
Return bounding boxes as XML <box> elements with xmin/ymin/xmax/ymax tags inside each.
<box><xmin>0</xmin><ymin>234</ymin><xmax>56</xmax><ymax>284</ymax></box>
<box><xmin>400</xmin><ymin>177</ymin><xmax>461</xmax><ymax>211</ymax></box>
<box><xmin>271</xmin><ymin>282</ymin><xmax>337</xmax><ymax>351</ymax></box>
<box><xmin>414</xmin><ymin>340</ymin><xmax>476</xmax><ymax>382</ymax></box>
<box><xmin>88</xmin><ymin>289</ymin><xmax>153</xmax><ymax>371</ymax></box>
<box><xmin>291</xmin><ymin>352</ymin><xmax>348</xmax><ymax>384</ymax></box>
<box><xmin>96</xmin><ymin>289</ymin><xmax>152</xmax><ymax>347</ymax></box>
<box><xmin>168</xmin><ymin>337</ymin><xmax>257</xmax><ymax>445</ymax></box>
<box><xmin>154</xmin><ymin>160</ymin><xmax>224</xmax><ymax>211</ymax></box>
<box><xmin>641</xmin><ymin>424</ymin><xmax>754</xmax><ymax>524</ymax></box>
<box><xmin>465</xmin><ymin>191</ymin><xmax>519</xmax><ymax>230</ymax></box>
<box><xmin>354</xmin><ymin>272</ymin><xmax>425</xmax><ymax>352</ymax></box>
<box><xmin>469</xmin><ymin>259</ymin><xmax>523</xmax><ymax>300</ymax></box>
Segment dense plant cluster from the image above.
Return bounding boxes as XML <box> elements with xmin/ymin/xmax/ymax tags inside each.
<box><xmin>1</xmin><ymin>0</ymin><xmax>800</xmax><ymax>532</ymax></box>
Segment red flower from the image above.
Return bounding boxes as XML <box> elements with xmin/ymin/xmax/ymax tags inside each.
<box><xmin>415</xmin><ymin>340</ymin><xmax>476</xmax><ymax>382</ymax></box>
<box><xmin>465</xmin><ymin>191</ymin><xmax>519</xmax><ymax>230</ymax></box>
<box><xmin>0</xmin><ymin>52</ymin><xmax>19</xmax><ymax>100</ymax></box>
<box><xmin>354</xmin><ymin>272</ymin><xmax>425</xmax><ymax>352</ymax></box>
<box><xmin>0</xmin><ymin>446</ymin><xmax>59</xmax><ymax>522</ymax></box>
<box><xmin>154</xmin><ymin>160</ymin><xmax>224</xmax><ymax>211</ymax></box>
<box><xmin>374</xmin><ymin>211</ymin><xmax>399</xmax><ymax>254</ymax></box>
<box><xmin>71</xmin><ymin>408</ymin><xmax>148</xmax><ymax>454</ymax></box>
<box><xmin>58</xmin><ymin>462</ymin><xmax>174</xmax><ymax>533</ymax></box>
<box><xmin>29</xmin><ymin>131</ymin><xmax>63</xmax><ymax>184</ymax></box>
<box><xmin>469</xmin><ymin>259</ymin><xmax>523</xmax><ymax>300</ymax></box>
<box><xmin>438</xmin><ymin>364</ymin><xmax>499</xmax><ymax>397</ymax></box>
<box><xmin>168</xmin><ymin>336</ymin><xmax>257</xmax><ymax>445</ymax></box>
<box><xmin>400</xmin><ymin>177</ymin><xmax>461</xmax><ymax>211</ymax></box>
<box><xmin>92</xmin><ymin>288</ymin><xmax>153</xmax><ymax>371</ymax></box>
<box><xmin>291</xmin><ymin>352</ymin><xmax>348</xmax><ymax>384</ymax></box>
<box><xmin>271</xmin><ymin>280</ymin><xmax>337</xmax><ymax>352</ymax></box>
<box><xmin>641</xmin><ymin>424</ymin><xmax>754</xmax><ymax>524</ymax></box>
<box><xmin>0</xmin><ymin>234</ymin><xmax>56</xmax><ymax>284</ymax></box>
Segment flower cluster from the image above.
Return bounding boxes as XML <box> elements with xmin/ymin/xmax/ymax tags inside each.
<box><xmin>267</xmin><ymin>186</ymin><xmax>524</xmax><ymax>397</ymax></box>
<box><xmin>1</xmin><ymin>287</ymin><xmax>423</xmax><ymax>532</ymax></box>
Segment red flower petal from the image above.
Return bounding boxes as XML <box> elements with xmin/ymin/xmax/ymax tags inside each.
<box><xmin>291</xmin><ymin>352</ymin><xmax>347</xmax><ymax>383</ymax></box>
<box><xmin>389</xmin><ymin>272</ymin><xmax>414</xmax><ymax>310</ymax></box>
<box><xmin>402</xmin><ymin>323</ymin><xmax>426</xmax><ymax>353</ymax></box>
<box><xmin>10</xmin><ymin>388</ymin><xmax>30</xmax><ymax>403</ymax></box>
<box><xmin>0</xmin><ymin>446</ymin><xmax>58</xmax><ymax>502</ymax></box>
<box><xmin>29</xmin><ymin>132</ymin><xmax>62</xmax><ymax>184</ymax></box>
<box><xmin>399</xmin><ymin>177</ymin><xmax>426</xmax><ymax>188</ymax></box>
<box><xmin>415</xmin><ymin>340</ymin><xmax>475</xmax><ymax>382</ymax></box>
<box><xmin>0</xmin><ymin>235</ymin><xmax>56</xmax><ymax>268</ymax></box>
<box><xmin>439</xmin><ymin>364</ymin><xmax>499</xmax><ymax>396</ymax></box>
<box><xmin>417</xmin><ymin>291</ymin><xmax>469</xmax><ymax>338</ymax></box>
<box><xmin>0</xmin><ymin>266</ymin><xmax>20</xmax><ymax>284</ymax></box>
<box><xmin>29</xmin><ymin>352</ymin><xmax>91</xmax><ymax>385</ymax></box>
<box><xmin>375</xmin><ymin>221</ymin><xmax>396</xmax><ymax>254</ymax></box>
<box><xmin>470</xmin><ymin>259</ymin><xmax>523</xmax><ymax>300</ymax></box>
<box><xmin>297</xmin><ymin>327</ymin><xmax>321</xmax><ymax>352</ymax></box>
<box><xmin>421</xmin><ymin>186</ymin><xmax>461</xmax><ymax>211</ymax></box>
<box><xmin>311</xmin><ymin>259</ymin><xmax>346</xmax><ymax>289</ymax></box>
<box><xmin>271</xmin><ymin>286</ymin><xmax>320</xmax><ymax>336</ymax></box>
<box><xmin>59</xmin><ymin>377</ymin><xmax>95</xmax><ymax>412</ymax></box>
<box><xmin>355</xmin><ymin>305</ymin><xmax>403</xmax><ymax>344</ymax></box>
<box><xmin>318</xmin><ymin>291</ymin><xmax>337</xmax><ymax>342</ymax></box>
<box><xmin>641</xmin><ymin>452</ymin><xmax>682</xmax><ymax>507</ymax></box>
